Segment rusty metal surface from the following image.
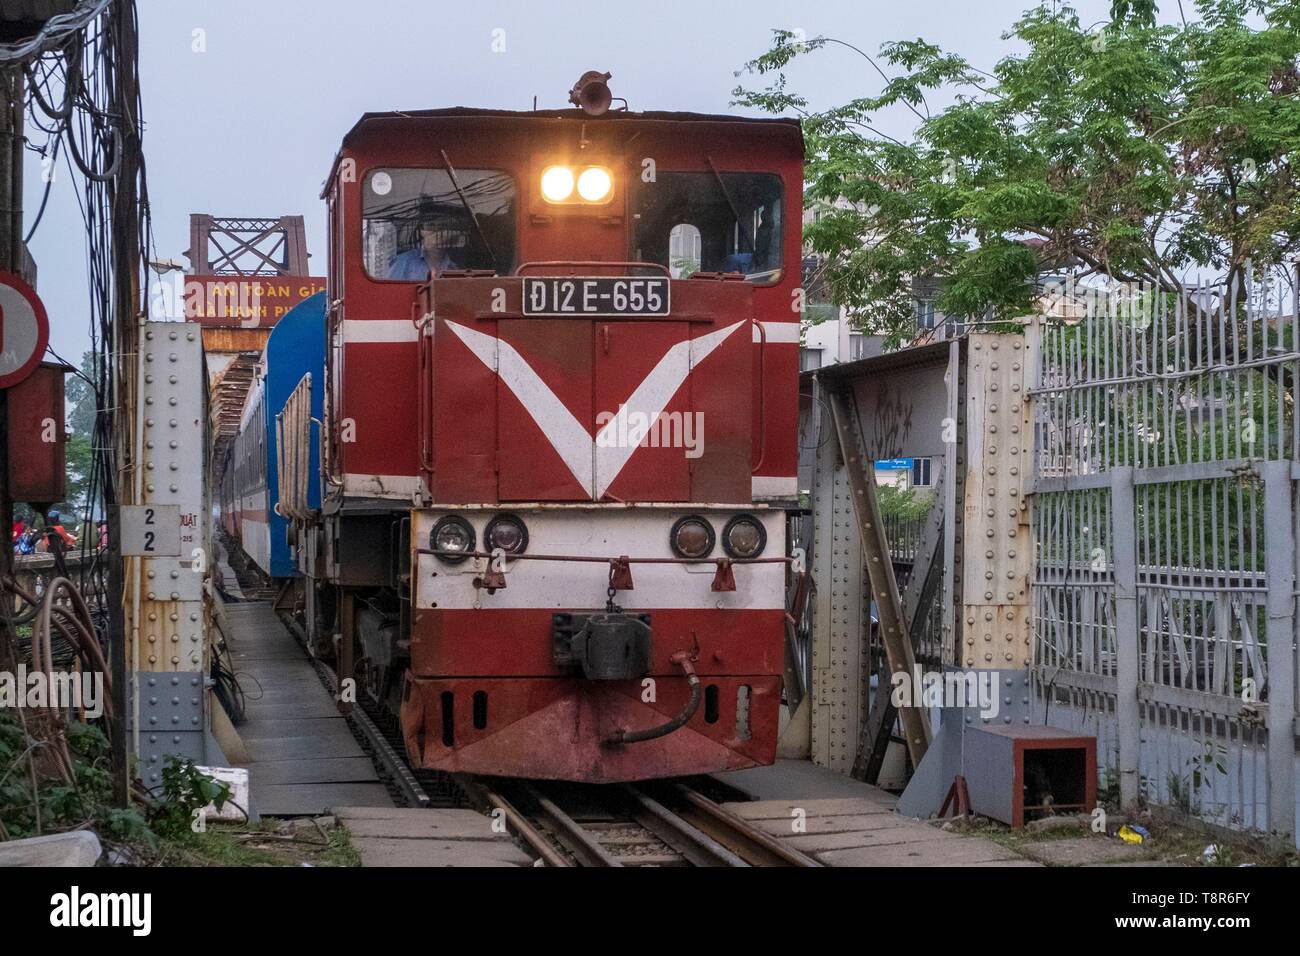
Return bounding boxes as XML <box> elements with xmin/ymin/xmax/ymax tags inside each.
<box><xmin>128</xmin><ymin>323</ymin><xmax>209</xmax><ymax>674</ymax></box>
<box><xmin>186</xmin><ymin>214</ymin><xmax>312</xmax><ymax>278</ymax></box>
<box><xmin>200</xmin><ymin>327</ymin><xmax>269</xmax><ymax>352</ymax></box>
<box><xmin>202</xmin><ymin>332</ymin><xmax>267</xmax><ymax>469</ymax></box>
<box><xmin>401</xmin><ymin>674</ymin><xmax>780</xmax><ymax>783</ymax></box>
<box><xmin>672</xmin><ymin>783</ymin><xmax>820</xmax><ymax>866</ymax></box>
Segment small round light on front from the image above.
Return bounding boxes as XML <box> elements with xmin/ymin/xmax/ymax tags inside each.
<box><xmin>577</xmin><ymin>166</ymin><xmax>612</xmax><ymax>202</ymax></box>
<box><xmin>484</xmin><ymin>514</ymin><xmax>528</xmax><ymax>555</ymax></box>
<box><xmin>540</xmin><ymin>165</ymin><xmax>575</xmax><ymax>202</ymax></box>
<box><xmin>670</xmin><ymin>515</ymin><xmax>715</xmax><ymax>560</ymax></box>
<box><xmin>430</xmin><ymin>515</ymin><xmax>475</xmax><ymax>563</ymax></box>
<box><xmin>722</xmin><ymin>514</ymin><xmax>766</xmax><ymax>559</ymax></box>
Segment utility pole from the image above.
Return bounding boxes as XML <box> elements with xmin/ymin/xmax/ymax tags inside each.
<box><xmin>0</xmin><ymin>64</ymin><xmax>23</xmax><ymax>621</ymax></box>
<box><xmin>111</xmin><ymin>3</ymin><xmax>146</xmax><ymax>807</ymax></box>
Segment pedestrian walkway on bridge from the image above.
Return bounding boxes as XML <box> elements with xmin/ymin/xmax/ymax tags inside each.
<box><xmin>221</xmin><ymin>600</ymin><xmax>392</xmax><ymax>816</ymax></box>
<box><xmin>716</xmin><ymin>759</ymin><xmax>1034</xmax><ymax>866</ymax></box>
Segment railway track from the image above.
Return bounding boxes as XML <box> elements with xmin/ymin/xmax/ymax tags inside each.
<box><xmin>273</xmin><ymin>608</ymin><xmax>466</xmax><ymax>809</ymax></box>
<box><xmin>291</xmin><ymin>635</ymin><xmax>815</xmax><ymax>865</ymax></box>
<box><xmin>473</xmin><ymin>778</ymin><xmax>821</xmax><ymax>867</ymax></box>
<box><xmin>290</xmin><ymin>641</ymin><xmax>810</xmax><ymax>867</ymax></box>
<box><xmin>256</xmin><ymin>589</ymin><xmax>814</xmax><ymax>867</ymax></box>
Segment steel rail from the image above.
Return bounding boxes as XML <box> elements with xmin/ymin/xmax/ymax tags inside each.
<box><xmin>520</xmin><ymin>783</ymin><xmax>625</xmax><ymax>867</ymax></box>
<box><xmin>672</xmin><ymin>784</ymin><xmax>822</xmax><ymax>867</ymax></box>
<box><xmin>622</xmin><ymin>786</ymin><xmax>749</xmax><ymax>867</ymax></box>
<box><xmin>459</xmin><ymin>778</ymin><xmax>569</xmax><ymax>868</ymax></box>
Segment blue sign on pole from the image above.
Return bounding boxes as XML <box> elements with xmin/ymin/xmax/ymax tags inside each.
<box><xmin>874</xmin><ymin>458</ymin><xmax>913</xmax><ymax>471</ymax></box>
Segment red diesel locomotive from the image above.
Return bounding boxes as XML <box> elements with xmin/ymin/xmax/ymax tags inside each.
<box><xmin>306</xmin><ymin>75</ymin><xmax>802</xmax><ymax>783</ymax></box>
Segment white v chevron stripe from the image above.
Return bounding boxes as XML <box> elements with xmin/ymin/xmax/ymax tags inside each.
<box><xmin>446</xmin><ymin>321</ymin><xmax>596</xmax><ymax>493</ymax></box>
<box><xmin>593</xmin><ymin>321</ymin><xmax>744</xmax><ymax>497</ymax></box>
<box><xmin>445</xmin><ymin>320</ymin><xmax>746</xmax><ymax>499</ymax></box>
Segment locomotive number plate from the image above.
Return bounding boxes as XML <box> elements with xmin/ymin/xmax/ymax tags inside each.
<box><xmin>522</xmin><ymin>276</ymin><xmax>670</xmax><ymax>317</ymax></box>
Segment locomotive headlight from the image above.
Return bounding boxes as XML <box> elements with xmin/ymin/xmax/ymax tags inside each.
<box><xmin>430</xmin><ymin>515</ymin><xmax>475</xmax><ymax>563</ymax></box>
<box><xmin>670</xmin><ymin>515</ymin><xmax>715</xmax><ymax>560</ymax></box>
<box><xmin>722</xmin><ymin>514</ymin><xmax>767</xmax><ymax>559</ymax></box>
<box><xmin>576</xmin><ymin>166</ymin><xmax>613</xmax><ymax>203</ymax></box>
<box><xmin>484</xmin><ymin>513</ymin><xmax>528</xmax><ymax>555</ymax></box>
<box><xmin>540</xmin><ymin>165</ymin><xmax>575</xmax><ymax>202</ymax></box>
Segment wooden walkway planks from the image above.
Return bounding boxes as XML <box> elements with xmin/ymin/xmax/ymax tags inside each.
<box><xmin>716</xmin><ymin>759</ymin><xmax>1037</xmax><ymax>866</ymax></box>
<box><xmin>333</xmin><ymin>807</ymin><xmax>533</xmax><ymax>867</ymax></box>
<box><xmin>722</xmin><ymin>796</ymin><xmax>1037</xmax><ymax>866</ymax></box>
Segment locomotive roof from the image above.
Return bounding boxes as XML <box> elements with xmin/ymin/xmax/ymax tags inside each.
<box><xmin>325</xmin><ymin>107</ymin><xmax>803</xmax><ymax>194</ymax></box>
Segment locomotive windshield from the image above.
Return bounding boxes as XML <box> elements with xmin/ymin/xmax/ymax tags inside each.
<box><xmin>632</xmin><ymin>172</ymin><xmax>783</xmax><ymax>283</ymax></box>
<box><xmin>362</xmin><ymin>167</ymin><xmax>517</xmax><ymax>280</ymax></box>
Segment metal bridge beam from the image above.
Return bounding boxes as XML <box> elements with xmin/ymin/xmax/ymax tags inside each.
<box><xmin>827</xmin><ymin>387</ymin><xmax>931</xmax><ymax>770</ymax></box>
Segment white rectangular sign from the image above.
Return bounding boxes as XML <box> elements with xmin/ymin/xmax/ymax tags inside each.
<box><xmin>120</xmin><ymin>505</ymin><xmax>181</xmax><ymax>557</ymax></box>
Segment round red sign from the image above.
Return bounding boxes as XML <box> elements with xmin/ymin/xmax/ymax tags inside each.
<box><xmin>0</xmin><ymin>271</ymin><xmax>50</xmax><ymax>389</ymax></box>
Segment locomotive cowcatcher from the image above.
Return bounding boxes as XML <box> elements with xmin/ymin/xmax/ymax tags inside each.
<box><xmin>304</xmin><ymin>75</ymin><xmax>803</xmax><ymax>783</ymax></box>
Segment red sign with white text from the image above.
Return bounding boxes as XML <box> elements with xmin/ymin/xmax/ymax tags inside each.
<box><xmin>180</xmin><ymin>275</ymin><xmax>326</xmax><ymax>328</ymax></box>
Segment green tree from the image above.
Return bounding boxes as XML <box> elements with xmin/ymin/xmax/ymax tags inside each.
<box><xmin>62</xmin><ymin>434</ymin><xmax>93</xmax><ymax>514</ymax></box>
<box><xmin>63</xmin><ymin>349</ymin><xmax>98</xmax><ymax>441</ymax></box>
<box><xmin>58</xmin><ymin>351</ymin><xmax>99</xmax><ymax>514</ymax></box>
<box><xmin>734</xmin><ymin>1</ymin><xmax>1300</xmax><ymax>343</ymax></box>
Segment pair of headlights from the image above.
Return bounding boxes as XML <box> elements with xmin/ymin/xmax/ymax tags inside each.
<box><xmin>430</xmin><ymin>513</ymin><xmax>526</xmax><ymax>564</ymax></box>
<box><xmin>428</xmin><ymin>513</ymin><xmax>767</xmax><ymax>565</ymax></box>
<box><xmin>540</xmin><ymin>165</ymin><xmax>613</xmax><ymax>204</ymax></box>
<box><xmin>670</xmin><ymin>514</ymin><xmax>767</xmax><ymax>561</ymax></box>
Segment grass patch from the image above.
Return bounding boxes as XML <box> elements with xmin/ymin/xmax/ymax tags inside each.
<box><xmin>946</xmin><ymin>811</ymin><xmax>1297</xmax><ymax>866</ymax></box>
<box><xmin>154</xmin><ymin>819</ymin><xmax>361</xmax><ymax>867</ymax></box>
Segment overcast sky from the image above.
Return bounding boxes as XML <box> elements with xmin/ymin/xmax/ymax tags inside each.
<box><xmin>27</xmin><ymin>0</ymin><xmax>1125</xmax><ymax>364</ymax></box>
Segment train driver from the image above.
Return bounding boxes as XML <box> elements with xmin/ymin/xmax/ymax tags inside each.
<box><xmin>387</xmin><ymin>216</ymin><xmax>457</xmax><ymax>281</ymax></box>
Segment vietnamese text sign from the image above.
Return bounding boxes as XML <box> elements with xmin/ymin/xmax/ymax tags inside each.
<box><xmin>149</xmin><ymin>274</ymin><xmax>326</xmax><ymax>328</ymax></box>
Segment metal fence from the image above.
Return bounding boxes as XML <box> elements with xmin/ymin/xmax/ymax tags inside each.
<box><xmin>1029</xmin><ymin>284</ymin><xmax>1299</xmax><ymax>844</ymax></box>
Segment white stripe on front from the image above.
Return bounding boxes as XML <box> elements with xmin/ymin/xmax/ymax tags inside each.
<box><xmin>342</xmin><ymin>320</ymin><xmax>420</xmax><ymax>344</ymax></box>
<box><xmin>751</xmin><ymin>322</ymin><xmax>801</xmax><ymax>344</ymax></box>
<box><xmin>342</xmin><ymin>473</ymin><xmax>423</xmax><ymax>498</ymax></box>
<box><xmin>341</xmin><ymin>320</ymin><xmax>798</xmax><ymax>346</ymax></box>
<box><xmin>414</xmin><ymin>508</ymin><xmax>786</xmax><ymax>611</ymax></box>
<box><xmin>446</xmin><ymin>319</ymin><xmax>745</xmax><ymax>499</ymax></box>
<box><xmin>447</xmin><ymin>321</ymin><xmax>596</xmax><ymax>493</ymax></box>
<box><xmin>752</xmin><ymin>476</ymin><xmax>798</xmax><ymax>498</ymax></box>
<box><xmin>597</xmin><ymin>320</ymin><xmax>743</xmax><ymax>498</ymax></box>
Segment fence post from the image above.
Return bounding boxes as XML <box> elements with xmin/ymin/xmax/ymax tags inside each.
<box><xmin>1263</xmin><ymin>459</ymin><xmax>1296</xmax><ymax>843</ymax></box>
<box><xmin>1111</xmin><ymin>465</ymin><xmax>1140</xmax><ymax>810</ymax></box>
